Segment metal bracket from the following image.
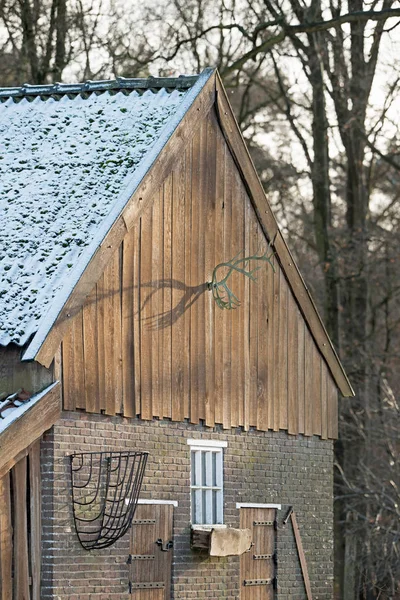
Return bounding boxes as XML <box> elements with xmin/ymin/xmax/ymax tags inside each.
<box><xmin>243</xmin><ymin>578</ymin><xmax>274</xmax><ymax>586</ymax></box>
<box><xmin>245</xmin><ymin>542</ymin><xmax>255</xmax><ymax>552</ymax></box>
<box><xmin>131</xmin><ymin>582</ymin><xmax>165</xmax><ymax>589</ymax></box>
<box><xmin>156</xmin><ymin>538</ymin><xmax>173</xmax><ymax>552</ymax></box>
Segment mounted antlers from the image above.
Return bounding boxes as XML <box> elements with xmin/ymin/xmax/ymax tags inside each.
<box><xmin>208</xmin><ymin>237</ymin><xmax>276</xmax><ymax>310</ymax></box>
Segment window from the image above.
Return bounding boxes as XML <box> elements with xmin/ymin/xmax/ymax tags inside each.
<box><xmin>188</xmin><ymin>440</ymin><xmax>226</xmax><ymax>526</ymax></box>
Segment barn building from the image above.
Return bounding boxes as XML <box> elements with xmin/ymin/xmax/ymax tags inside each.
<box><xmin>0</xmin><ymin>68</ymin><xmax>353</xmax><ymax>600</ymax></box>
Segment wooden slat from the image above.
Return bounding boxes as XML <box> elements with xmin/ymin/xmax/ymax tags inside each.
<box><xmin>13</xmin><ymin>456</ymin><xmax>30</xmax><ymax>600</ymax></box>
<box><xmin>162</xmin><ymin>175</ymin><xmax>173</xmax><ymax>420</ymax></box>
<box><xmin>266</xmin><ymin>249</ymin><xmax>275</xmax><ymax>431</ymax></box>
<box><xmin>312</xmin><ymin>343</ymin><xmax>322</xmax><ymax>436</ymax></box>
<box><xmin>230</xmin><ymin>167</ymin><xmax>242</xmax><ymax>428</ymax></box>
<box><xmin>243</xmin><ymin>186</ymin><xmax>251</xmax><ymax>431</ymax></box>
<box><xmin>298</xmin><ymin>316</ymin><xmax>306</xmax><ymax>435</ymax></box>
<box><xmin>104</xmin><ymin>252</ymin><xmax>118</xmax><ymax>415</ymax></box>
<box><xmin>321</xmin><ymin>362</ymin><xmax>328</xmax><ymax>440</ymax></box>
<box><xmin>83</xmin><ymin>285</ymin><xmax>99</xmax><ymax>413</ymax></box>
<box><xmin>171</xmin><ymin>157</ymin><xmax>186</xmax><ymax>422</ymax></box>
<box><xmin>189</xmin><ymin>131</ymin><xmax>200</xmax><ymax>425</ymax></box>
<box><xmin>327</xmin><ymin>373</ymin><xmax>339</xmax><ymax>439</ymax></box>
<box><xmin>121</xmin><ymin>233</ymin><xmax>135</xmax><ymax>418</ymax></box>
<box><xmin>0</xmin><ymin>383</ymin><xmax>61</xmax><ymax>478</ymax></box>
<box><xmin>133</xmin><ymin>223</ymin><xmax>141</xmax><ymax>416</ymax></box>
<box><xmin>222</xmin><ymin>144</ymin><xmax>233</xmax><ymax>429</ymax></box>
<box><xmin>183</xmin><ymin>148</ymin><xmax>192</xmax><ymax>421</ymax></box>
<box><xmin>248</xmin><ymin>210</ymin><xmax>259</xmax><ymax>429</ymax></box>
<box><xmin>291</xmin><ymin>511</ymin><xmax>313</xmax><ymax>600</ymax></box>
<box><xmin>288</xmin><ymin>292</ymin><xmax>299</xmax><ymax>435</ymax></box>
<box><xmin>204</xmin><ymin>115</ymin><xmax>216</xmax><ymax>428</ymax></box>
<box><xmin>279</xmin><ymin>269</ymin><xmax>289</xmax><ymax>430</ymax></box>
<box><xmin>61</xmin><ymin>321</ymin><xmax>75</xmax><ymax>411</ymax></box>
<box><xmin>96</xmin><ymin>273</ymin><xmax>106</xmax><ymax>412</ymax></box>
<box><xmin>0</xmin><ymin>472</ymin><xmax>12</xmax><ymax>600</ymax></box>
<box><xmin>29</xmin><ymin>440</ymin><xmax>42</xmax><ymax>600</ymax></box>
<box><xmin>257</xmin><ymin>231</ymin><xmax>269</xmax><ymax>432</ymax></box>
<box><xmin>304</xmin><ymin>327</ymin><xmax>313</xmax><ymax>436</ymax></box>
<box><xmin>197</xmin><ymin>121</ymin><xmax>207</xmax><ymax>423</ymax></box>
<box><xmin>140</xmin><ymin>207</ymin><xmax>153</xmax><ymax>421</ymax></box>
<box><xmin>213</xmin><ymin>124</ymin><xmax>225</xmax><ymax>426</ymax></box>
<box><xmin>273</xmin><ymin>262</ymin><xmax>281</xmax><ymax>432</ymax></box>
<box><xmin>150</xmin><ymin>190</ymin><xmax>162</xmax><ymax>419</ymax></box>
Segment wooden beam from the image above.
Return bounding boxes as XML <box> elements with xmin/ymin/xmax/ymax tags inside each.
<box><xmin>34</xmin><ymin>71</ymin><xmax>217</xmax><ymax>369</ymax></box>
<box><xmin>215</xmin><ymin>72</ymin><xmax>354</xmax><ymax>399</ymax></box>
<box><xmin>29</xmin><ymin>440</ymin><xmax>42</xmax><ymax>600</ymax></box>
<box><xmin>291</xmin><ymin>511</ymin><xmax>313</xmax><ymax>600</ymax></box>
<box><xmin>0</xmin><ymin>383</ymin><xmax>61</xmax><ymax>478</ymax></box>
<box><xmin>13</xmin><ymin>456</ymin><xmax>30</xmax><ymax>600</ymax></box>
<box><xmin>0</xmin><ymin>472</ymin><xmax>12</xmax><ymax>600</ymax></box>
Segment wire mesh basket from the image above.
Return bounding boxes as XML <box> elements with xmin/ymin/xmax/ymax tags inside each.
<box><xmin>70</xmin><ymin>450</ymin><xmax>148</xmax><ymax>550</ymax></box>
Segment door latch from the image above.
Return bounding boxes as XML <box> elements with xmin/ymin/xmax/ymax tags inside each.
<box><xmin>156</xmin><ymin>538</ymin><xmax>173</xmax><ymax>552</ymax></box>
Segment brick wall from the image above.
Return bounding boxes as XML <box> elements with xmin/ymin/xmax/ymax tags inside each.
<box><xmin>41</xmin><ymin>412</ymin><xmax>334</xmax><ymax>600</ymax></box>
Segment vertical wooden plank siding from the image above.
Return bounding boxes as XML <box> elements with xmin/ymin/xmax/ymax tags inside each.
<box><xmin>171</xmin><ymin>156</ymin><xmax>187</xmax><ymax>422</ymax></box>
<box><xmin>213</xmin><ymin>128</ymin><xmax>225</xmax><ymax>426</ymax></box>
<box><xmin>0</xmin><ymin>472</ymin><xmax>12</xmax><ymax>600</ymax></box>
<box><xmin>288</xmin><ymin>292</ymin><xmax>299</xmax><ymax>435</ymax></box>
<box><xmin>13</xmin><ymin>457</ymin><xmax>30</xmax><ymax>600</ymax></box>
<box><xmin>140</xmin><ymin>206</ymin><xmax>153</xmax><ymax>421</ymax></box>
<box><xmin>204</xmin><ymin>116</ymin><xmax>216</xmax><ymax>428</ymax></box>
<box><xmin>60</xmin><ymin>108</ymin><xmax>341</xmax><ymax>439</ymax></box>
<box><xmin>122</xmin><ymin>233</ymin><xmax>135</xmax><ymax>418</ymax></box>
<box><xmin>83</xmin><ymin>286</ymin><xmax>99</xmax><ymax>413</ymax></box>
<box><xmin>29</xmin><ymin>441</ymin><xmax>42</xmax><ymax>600</ymax></box>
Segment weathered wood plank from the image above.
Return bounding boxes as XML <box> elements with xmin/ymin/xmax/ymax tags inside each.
<box><xmin>222</xmin><ymin>143</ymin><xmax>233</xmax><ymax>429</ymax></box>
<box><xmin>288</xmin><ymin>292</ymin><xmax>299</xmax><ymax>435</ymax></box>
<box><xmin>312</xmin><ymin>343</ymin><xmax>322</xmax><ymax>436</ymax></box>
<box><xmin>279</xmin><ymin>269</ymin><xmax>289</xmax><ymax>431</ymax></box>
<box><xmin>204</xmin><ymin>115</ymin><xmax>216</xmax><ymax>428</ymax></box>
<box><xmin>273</xmin><ymin>261</ymin><xmax>281</xmax><ymax>432</ymax></box>
<box><xmin>213</xmin><ymin>123</ymin><xmax>225</xmax><ymax>426</ymax></box>
<box><xmin>0</xmin><ymin>383</ymin><xmax>61</xmax><ymax>478</ymax></box>
<box><xmin>197</xmin><ymin>121</ymin><xmax>207</xmax><ymax>423</ymax></box>
<box><xmin>121</xmin><ymin>233</ymin><xmax>135</xmax><ymax>418</ymax></box>
<box><xmin>321</xmin><ymin>361</ymin><xmax>328</xmax><ymax>440</ymax></box>
<box><xmin>0</xmin><ymin>472</ymin><xmax>12</xmax><ymax>600</ymax></box>
<box><xmin>150</xmin><ymin>190</ymin><xmax>162</xmax><ymax>419</ymax></box>
<box><xmin>96</xmin><ymin>273</ymin><xmax>106</xmax><ymax>412</ymax></box>
<box><xmin>304</xmin><ymin>327</ymin><xmax>313</xmax><ymax>437</ymax></box>
<box><xmin>190</xmin><ymin>131</ymin><xmax>200</xmax><ymax>424</ymax></box>
<box><xmin>298</xmin><ymin>316</ymin><xmax>306</xmax><ymax>435</ymax></box>
<box><xmin>13</xmin><ymin>456</ymin><xmax>30</xmax><ymax>600</ymax></box>
<box><xmin>29</xmin><ymin>440</ymin><xmax>42</xmax><ymax>600</ymax></box>
<box><xmin>257</xmin><ymin>231</ymin><xmax>269</xmax><ymax>432</ymax></box>
<box><xmin>327</xmin><ymin>373</ymin><xmax>339</xmax><ymax>439</ymax></box>
<box><xmin>83</xmin><ymin>285</ymin><xmax>99</xmax><ymax>413</ymax></box>
<box><xmin>172</xmin><ymin>157</ymin><xmax>186</xmax><ymax>422</ymax></box>
<box><xmin>140</xmin><ymin>206</ymin><xmax>153</xmax><ymax>421</ymax></box>
<box><xmin>183</xmin><ymin>147</ymin><xmax>192</xmax><ymax>421</ymax></box>
<box><xmin>132</xmin><ymin>223</ymin><xmax>141</xmax><ymax>416</ymax></box>
<box><xmin>248</xmin><ymin>210</ymin><xmax>259</xmax><ymax>429</ymax></box>
<box><xmin>162</xmin><ymin>175</ymin><xmax>173</xmax><ymax>420</ymax></box>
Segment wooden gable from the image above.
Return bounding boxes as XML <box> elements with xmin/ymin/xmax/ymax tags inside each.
<box><xmin>61</xmin><ymin>104</ymin><xmax>340</xmax><ymax>439</ymax></box>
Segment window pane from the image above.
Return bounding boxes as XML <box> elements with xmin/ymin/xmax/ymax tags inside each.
<box><xmin>201</xmin><ymin>451</ymin><xmax>206</xmax><ymax>486</ymax></box>
<box><xmin>212</xmin><ymin>452</ymin><xmax>217</xmax><ymax>487</ymax></box>
<box><xmin>191</xmin><ymin>452</ymin><xmax>195</xmax><ymax>486</ymax></box>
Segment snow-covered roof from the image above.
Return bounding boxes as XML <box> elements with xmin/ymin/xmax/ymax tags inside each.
<box><xmin>0</xmin><ymin>382</ymin><xmax>58</xmax><ymax>435</ymax></box>
<box><xmin>0</xmin><ymin>71</ymin><xmax>212</xmax><ymax>349</ymax></box>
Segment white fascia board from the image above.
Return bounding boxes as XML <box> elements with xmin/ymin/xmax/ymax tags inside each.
<box><xmin>187</xmin><ymin>439</ymin><xmax>227</xmax><ymax>448</ymax></box>
<box><xmin>23</xmin><ymin>67</ymin><xmax>215</xmax><ymax>363</ymax></box>
<box><xmin>138</xmin><ymin>499</ymin><xmax>178</xmax><ymax>507</ymax></box>
<box><xmin>235</xmin><ymin>502</ymin><xmax>282</xmax><ymax>510</ymax></box>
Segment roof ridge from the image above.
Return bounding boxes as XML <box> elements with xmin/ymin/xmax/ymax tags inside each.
<box><xmin>0</xmin><ymin>74</ymin><xmax>201</xmax><ymax>100</ymax></box>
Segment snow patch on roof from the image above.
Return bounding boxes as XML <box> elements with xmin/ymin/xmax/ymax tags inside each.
<box><xmin>0</xmin><ymin>86</ymin><xmax>190</xmax><ymax>346</ymax></box>
<box><xmin>0</xmin><ymin>382</ymin><xmax>58</xmax><ymax>435</ymax></box>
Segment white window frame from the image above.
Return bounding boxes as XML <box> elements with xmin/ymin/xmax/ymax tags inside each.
<box><xmin>188</xmin><ymin>440</ymin><xmax>226</xmax><ymax>526</ymax></box>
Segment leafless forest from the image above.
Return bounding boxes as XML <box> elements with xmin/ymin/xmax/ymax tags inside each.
<box><xmin>1</xmin><ymin>1</ymin><xmax>400</xmax><ymax>598</ymax></box>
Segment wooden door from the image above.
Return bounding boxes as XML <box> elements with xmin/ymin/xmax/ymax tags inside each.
<box><xmin>240</xmin><ymin>507</ymin><xmax>277</xmax><ymax>600</ymax></box>
<box><xmin>129</xmin><ymin>504</ymin><xmax>174</xmax><ymax>600</ymax></box>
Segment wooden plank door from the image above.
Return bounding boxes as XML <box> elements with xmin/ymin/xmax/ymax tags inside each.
<box><xmin>129</xmin><ymin>504</ymin><xmax>174</xmax><ymax>600</ymax></box>
<box><xmin>240</xmin><ymin>507</ymin><xmax>277</xmax><ymax>600</ymax></box>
